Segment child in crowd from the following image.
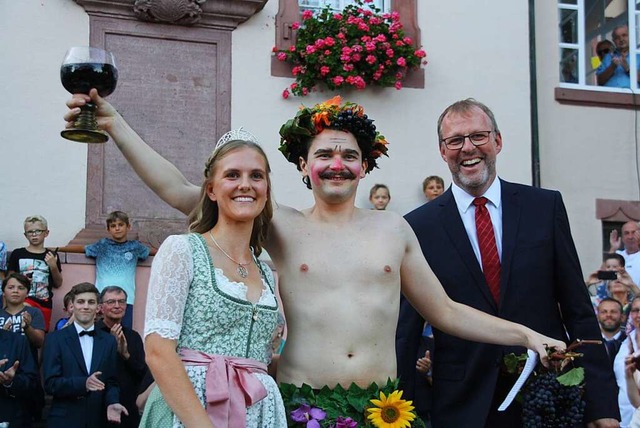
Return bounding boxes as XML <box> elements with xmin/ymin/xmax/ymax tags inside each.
<box><xmin>85</xmin><ymin>211</ymin><xmax>150</xmax><ymax>329</ymax></box>
<box><xmin>369</xmin><ymin>183</ymin><xmax>391</xmax><ymax>210</ymax></box>
<box><xmin>1</xmin><ymin>272</ymin><xmax>47</xmax><ymax>424</ymax></box>
<box><xmin>54</xmin><ymin>290</ymin><xmax>74</xmax><ymax>330</ymax></box>
<box><xmin>423</xmin><ymin>175</ymin><xmax>445</xmax><ymax>201</ymax></box>
<box><xmin>8</xmin><ymin>215</ymin><xmax>63</xmax><ymax>331</ymax></box>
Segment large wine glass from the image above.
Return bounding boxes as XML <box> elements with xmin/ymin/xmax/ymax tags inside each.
<box><xmin>60</xmin><ymin>47</ymin><xmax>118</xmax><ymax>143</ymax></box>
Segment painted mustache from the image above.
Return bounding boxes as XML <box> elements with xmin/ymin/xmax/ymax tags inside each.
<box><xmin>319</xmin><ymin>170</ymin><xmax>357</xmax><ymax>180</ymax></box>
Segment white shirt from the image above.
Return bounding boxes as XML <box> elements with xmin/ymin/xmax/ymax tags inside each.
<box><xmin>73</xmin><ymin>322</ymin><xmax>95</xmax><ymax>373</ymax></box>
<box><xmin>614</xmin><ymin>334</ymin><xmax>637</xmax><ymax>427</ymax></box>
<box><xmin>451</xmin><ymin>178</ymin><xmax>503</xmax><ymax>268</ymax></box>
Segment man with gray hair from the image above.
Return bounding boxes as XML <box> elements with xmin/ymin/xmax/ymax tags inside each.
<box><xmin>597</xmin><ymin>25</ymin><xmax>640</xmax><ymax>88</ymax></box>
<box><xmin>401</xmin><ymin>98</ymin><xmax>620</xmax><ymax>427</ymax></box>
<box><xmin>610</xmin><ymin>221</ymin><xmax>640</xmax><ymax>286</ymax></box>
<box><xmin>97</xmin><ymin>285</ymin><xmax>147</xmax><ymax>428</ymax></box>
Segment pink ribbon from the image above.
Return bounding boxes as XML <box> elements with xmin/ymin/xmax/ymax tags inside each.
<box><xmin>180</xmin><ymin>348</ymin><xmax>268</xmax><ymax>428</ymax></box>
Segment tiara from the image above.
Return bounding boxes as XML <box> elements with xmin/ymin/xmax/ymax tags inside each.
<box><xmin>214</xmin><ymin>127</ymin><xmax>260</xmax><ymax>152</ymax></box>
<box><xmin>204</xmin><ymin>127</ymin><xmax>262</xmax><ymax>177</ymax></box>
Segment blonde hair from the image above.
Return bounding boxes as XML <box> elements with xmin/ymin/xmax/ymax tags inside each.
<box><xmin>24</xmin><ymin>215</ymin><xmax>48</xmax><ymax>229</ymax></box>
<box><xmin>187</xmin><ymin>140</ymin><xmax>273</xmax><ymax>256</ymax></box>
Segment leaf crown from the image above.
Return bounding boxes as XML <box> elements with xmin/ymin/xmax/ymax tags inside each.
<box><xmin>278</xmin><ymin>95</ymin><xmax>389</xmax><ymax>173</ymax></box>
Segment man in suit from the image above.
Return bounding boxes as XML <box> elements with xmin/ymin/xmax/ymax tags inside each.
<box><xmin>401</xmin><ymin>99</ymin><xmax>620</xmax><ymax>427</ymax></box>
<box><xmin>598</xmin><ymin>298</ymin><xmax>626</xmax><ymax>367</ymax></box>
<box><xmin>43</xmin><ymin>282</ymin><xmax>128</xmax><ymax>427</ymax></box>
<box><xmin>96</xmin><ymin>285</ymin><xmax>147</xmax><ymax>428</ymax></box>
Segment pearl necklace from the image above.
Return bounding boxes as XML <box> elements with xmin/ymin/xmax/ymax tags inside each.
<box><xmin>208</xmin><ymin>231</ymin><xmax>251</xmax><ymax>278</ymax></box>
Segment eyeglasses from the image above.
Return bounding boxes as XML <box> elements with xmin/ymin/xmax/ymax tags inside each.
<box><xmin>103</xmin><ymin>299</ymin><xmax>126</xmax><ymax>306</ymax></box>
<box><xmin>24</xmin><ymin>230</ymin><xmax>46</xmax><ymax>236</ymax></box>
<box><xmin>440</xmin><ymin>131</ymin><xmax>493</xmax><ymax>150</ymax></box>
<box><xmin>631</xmin><ymin>308</ymin><xmax>640</xmax><ymax>313</ymax></box>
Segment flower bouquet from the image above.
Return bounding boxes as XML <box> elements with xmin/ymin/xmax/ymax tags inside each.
<box><xmin>503</xmin><ymin>340</ymin><xmax>599</xmax><ymax>427</ymax></box>
<box><xmin>273</xmin><ymin>0</ymin><xmax>427</xmax><ymax>98</ymax></box>
<box><xmin>280</xmin><ymin>378</ymin><xmax>426</xmax><ymax>427</ymax></box>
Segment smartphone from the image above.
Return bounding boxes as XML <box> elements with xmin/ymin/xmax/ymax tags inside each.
<box><xmin>597</xmin><ymin>270</ymin><xmax>617</xmax><ymax>280</ymax></box>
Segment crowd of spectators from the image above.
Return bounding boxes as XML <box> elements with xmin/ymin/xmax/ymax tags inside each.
<box><xmin>0</xmin><ymin>213</ymin><xmax>151</xmax><ymax>427</ymax></box>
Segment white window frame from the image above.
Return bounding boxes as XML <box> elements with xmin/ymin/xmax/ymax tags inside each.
<box><xmin>558</xmin><ymin>0</ymin><xmax>639</xmax><ymax>94</ymax></box>
<box><xmin>299</xmin><ymin>0</ymin><xmax>390</xmax><ymax>13</ymax></box>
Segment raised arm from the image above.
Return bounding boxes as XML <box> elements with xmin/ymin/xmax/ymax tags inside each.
<box><xmin>397</xmin><ymin>219</ymin><xmax>565</xmax><ymax>363</ymax></box>
<box><xmin>64</xmin><ymin>90</ymin><xmax>200</xmax><ymax>215</ymax></box>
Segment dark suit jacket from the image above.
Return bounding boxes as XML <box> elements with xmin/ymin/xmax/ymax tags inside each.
<box><xmin>96</xmin><ymin>320</ymin><xmax>147</xmax><ymax>428</ymax></box>
<box><xmin>401</xmin><ymin>180</ymin><xmax>619</xmax><ymax>427</ymax></box>
<box><xmin>43</xmin><ymin>324</ymin><xmax>119</xmax><ymax>428</ymax></box>
<box><xmin>0</xmin><ymin>329</ymin><xmax>38</xmax><ymax>427</ymax></box>
<box><xmin>604</xmin><ymin>331</ymin><xmax>627</xmax><ymax>368</ymax></box>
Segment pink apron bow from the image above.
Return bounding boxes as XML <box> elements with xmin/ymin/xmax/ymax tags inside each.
<box><xmin>180</xmin><ymin>348</ymin><xmax>268</xmax><ymax>428</ymax></box>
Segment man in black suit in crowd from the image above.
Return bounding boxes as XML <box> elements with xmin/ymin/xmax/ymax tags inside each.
<box><xmin>598</xmin><ymin>297</ymin><xmax>627</xmax><ymax>367</ymax></box>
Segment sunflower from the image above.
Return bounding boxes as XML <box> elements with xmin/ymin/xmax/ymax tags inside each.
<box><xmin>367</xmin><ymin>390</ymin><xmax>416</xmax><ymax>428</ymax></box>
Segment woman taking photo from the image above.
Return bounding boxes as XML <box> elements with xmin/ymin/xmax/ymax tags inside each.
<box><xmin>140</xmin><ymin>130</ymin><xmax>286</xmax><ymax>428</ymax></box>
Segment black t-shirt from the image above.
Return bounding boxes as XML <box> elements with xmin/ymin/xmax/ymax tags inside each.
<box><xmin>8</xmin><ymin>247</ymin><xmax>61</xmax><ymax>308</ymax></box>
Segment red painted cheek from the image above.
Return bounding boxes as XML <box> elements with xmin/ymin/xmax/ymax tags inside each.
<box><xmin>310</xmin><ymin>164</ymin><xmax>324</xmax><ymax>187</ymax></box>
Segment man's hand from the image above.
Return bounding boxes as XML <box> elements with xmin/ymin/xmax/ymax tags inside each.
<box><xmin>0</xmin><ymin>360</ymin><xmax>19</xmax><ymax>385</ymax></box>
<box><xmin>586</xmin><ymin>418</ymin><xmax>620</xmax><ymax>428</ymax></box>
<box><xmin>110</xmin><ymin>324</ymin><xmax>129</xmax><ymax>359</ymax></box>
<box><xmin>107</xmin><ymin>403</ymin><xmax>129</xmax><ymax>423</ymax></box>
<box><xmin>416</xmin><ymin>350</ymin><xmax>431</xmax><ymax>375</ymax></box>
<box><xmin>3</xmin><ymin>319</ymin><xmax>12</xmax><ymax>331</ymax></box>
<box><xmin>86</xmin><ymin>371</ymin><xmax>105</xmax><ymax>391</ymax></box>
<box><xmin>610</xmin><ymin>230</ymin><xmax>621</xmax><ymax>252</ymax></box>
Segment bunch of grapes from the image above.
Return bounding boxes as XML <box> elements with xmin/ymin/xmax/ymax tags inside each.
<box><xmin>521</xmin><ymin>371</ymin><xmax>585</xmax><ymax>427</ymax></box>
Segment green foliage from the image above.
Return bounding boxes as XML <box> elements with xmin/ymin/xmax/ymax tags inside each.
<box><xmin>556</xmin><ymin>367</ymin><xmax>585</xmax><ymax>387</ymax></box>
<box><xmin>281</xmin><ymin>378</ymin><xmax>425</xmax><ymax>427</ymax></box>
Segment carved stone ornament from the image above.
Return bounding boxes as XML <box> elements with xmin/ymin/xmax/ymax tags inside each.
<box><xmin>133</xmin><ymin>0</ymin><xmax>205</xmax><ymax>26</ymax></box>
<box><xmin>74</xmin><ymin>0</ymin><xmax>268</xmax><ymax>30</ymax></box>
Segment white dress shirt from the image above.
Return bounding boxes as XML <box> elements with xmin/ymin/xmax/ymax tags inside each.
<box><xmin>73</xmin><ymin>322</ymin><xmax>95</xmax><ymax>373</ymax></box>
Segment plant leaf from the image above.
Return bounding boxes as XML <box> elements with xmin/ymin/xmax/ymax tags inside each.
<box><xmin>556</xmin><ymin>367</ymin><xmax>584</xmax><ymax>386</ymax></box>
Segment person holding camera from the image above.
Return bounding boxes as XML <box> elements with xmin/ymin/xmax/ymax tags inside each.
<box><xmin>586</xmin><ymin>253</ymin><xmax>640</xmax><ymax>311</ymax></box>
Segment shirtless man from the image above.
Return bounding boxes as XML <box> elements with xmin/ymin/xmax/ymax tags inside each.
<box><xmin>65</xmin><ymin>92</ymin><xmax>563</xmax><ymax>419</ymax></box>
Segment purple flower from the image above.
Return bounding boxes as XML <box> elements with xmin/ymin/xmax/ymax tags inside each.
<box><xmin>290</xmin><ymin>404</ymin><xmax>327</xmax><ymax>428</ymax></box>
<box><xmin>332</xmin><ymin>416</ymin><xmax>358</xmax><ymax>428</ymax></box>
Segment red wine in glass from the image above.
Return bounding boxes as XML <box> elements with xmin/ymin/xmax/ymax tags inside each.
<box><xmin>60</xmin><ymin>47</ymin><xmax>118</xmax><ymax>143</ymax></box>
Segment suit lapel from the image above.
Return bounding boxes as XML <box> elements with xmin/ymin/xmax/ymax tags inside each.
<box><xmin>499</xmin><ymin>180</ymin><xmax>520</xmax><ymax>305</ymax></box>
<box><xmin>438</xmin><ymin>190</ymin><xmax>498</xmax><ymax>311</ymax></box>
<box><xmin>64</xmin><ymin>327</ymin><xmax>89</xmax><ymax>375</ymax></box>
<box><xmin>90</xmin><ymin>330</ymin><xmax>104</xmax><ymax>374</ymax></box>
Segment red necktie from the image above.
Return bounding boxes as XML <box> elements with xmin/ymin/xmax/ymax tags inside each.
<box><xmin>473</xmin><ymin>197</ymin><xmax>501</xmax><ymax>304</ymax></box>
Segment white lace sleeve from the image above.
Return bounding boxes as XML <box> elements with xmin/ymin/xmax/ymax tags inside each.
<box><xmin>144</xmin><ymin>235</ymin><xmax>194</xmax><ymax>340</ymax></box>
